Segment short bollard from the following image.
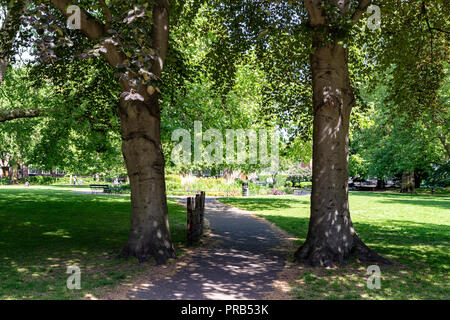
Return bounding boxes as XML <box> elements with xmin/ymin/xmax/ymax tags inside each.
<box><xmin>187</xmin><ymin>191</ymin><xmax>205</xmax><ymax>246</ymax></box>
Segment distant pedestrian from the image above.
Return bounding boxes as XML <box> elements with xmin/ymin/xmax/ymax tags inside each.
<box><xmin>25</xmin><ymin>181</ymin><xmax>30</xmax><ymax>187</ymax></box>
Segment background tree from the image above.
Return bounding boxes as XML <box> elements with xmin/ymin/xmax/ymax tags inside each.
<box><xmin>208</xmin><ymin>0</ymin><xmax>448</xmax><ymax>266</ymax></box>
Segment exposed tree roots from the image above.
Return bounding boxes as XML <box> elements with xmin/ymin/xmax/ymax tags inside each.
<box><xmin>120</xmin><ymin>242</ymin><xmax>176</xmax><ymax>265</ymax></box>
<box><xmin>294</xmin><ymin>234</ymin><xmax>392</xmax><ymax>267</ymax></box>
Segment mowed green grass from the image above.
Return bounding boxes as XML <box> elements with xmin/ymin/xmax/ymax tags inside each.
<box><xmin>219</xmin><ymin>192</ymin><xmax>450</xmax><ymax>300</ymax></box>
<box><xmin>0</xmin><ymin>186</ymin><xmax>187</xmax><ymax>300</ymax></box>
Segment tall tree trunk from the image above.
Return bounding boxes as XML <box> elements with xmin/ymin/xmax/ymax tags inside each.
<box><xmin>0</xmin><ymin>0</ymin><xmax>27</xmax><ymax>86</ymax></box>
<box><xmin>294</xmin><ymin>39</ymin><xmax>389</xmax><ymax>267</ymax></box>
<box><xmin>414</xmin><ymin>172</ymin><xmax>421</xmax><ymax>189</ymax></box>
<box><xmin>0</xmin><ymin>58</ymin><xmax>7</xmax><ymax>86</ymax></box>
<box><xmin>23</xmin><ymin>166</ymin><xmax>29</xmax><ymax>178</ymax></box>
<box><xmin>11</xmin><ymin>165</ymin><xmax>18</xmax><ymax>183</ymax></box>
<box><xmin>117</xmin><ymin>0</ymin><xmax>174</xmax><ymax>264</ymax></box>
<box><xmin>401</xmin><ymin>171</ymin><xmax>415</xmax><ymax>193</ymax></box>
<box><xmin>118</xmin><ymin>93</ymin><xmax>175</xmax><ymax>264</ymax></box>
<box><xmin>50</xmin><ymin>0</ymin><xmax>174</xmax><ymax>264</ymax></box>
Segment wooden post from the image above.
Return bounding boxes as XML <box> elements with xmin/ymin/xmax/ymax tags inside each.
<box><xmin>199</xmin><ymin>191</ymin><xmax>205</xmax><ymax>238</ymax></box>
<box><xmin>187</xmin><ymin>197</ymin><xmax>194</xmax><ymax>246</ymax></box>
<box><xmin>187</xmin><ymin>191</ymin><xmax>206</xmax><ymax>246</ymax></box>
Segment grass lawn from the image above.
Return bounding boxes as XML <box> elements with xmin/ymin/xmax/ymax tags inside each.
<box><xmin>219</xmin><ymin>192</ymin><xmax>450</xmax><ymax>300</ymax></box>
<box><xmin>0</xmin><ymin>186</ymin><xmax>188</xmax><ymax>300</ymax></box>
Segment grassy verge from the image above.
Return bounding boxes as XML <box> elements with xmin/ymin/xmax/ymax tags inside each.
<box><xmin>0</xmin><ymin>186</ymin><xmax>188</xmax><ymax>299</ymax></box>
<box><xmin>218</xmin><ymin>192</ymin><xmax>450</xmax><ymax>299</ymax></box>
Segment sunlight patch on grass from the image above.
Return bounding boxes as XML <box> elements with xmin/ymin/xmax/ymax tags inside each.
<box><xmin>219</xmin><ymin>192</ymin><xmax>450</xmax><ymax>300</ymax></box>
<box><xmin>0</xmin><ymin>186</ymin><xmax>188</xmax><ymax>299</ymax></box>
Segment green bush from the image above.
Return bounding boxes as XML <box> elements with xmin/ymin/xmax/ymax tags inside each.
<box><xmin>163</xmin><ymin>175</ymin><xmax>272</xmax><ymax>196</ymax></box>
<box><xmin>275</xmin><ymin>175</ymin><xmax>288</xmax><ymax>188</ymax></box>
<box><xmin>14</xmin><ymin>176</ymin><xmax>111</xmax><ymax>186</ymax></box>
<box><xmin>283</xmin><ymin>187</ymin><xmax>294</xmax><ymax>194</ymax></box>
<box><xmin>110</xmin><ymin>184</ymin><xmax>131</xmax><ymax>194</ymax></box>
<box><xmin>425</xmin><ymin>162</ymin><xmax>450</xmax><ymax>187</ymax></box>
<box><xmin>286</xmin><ymin>175</ymin><xmax>312</xmax><ymax>187</ymax></box>
<box><xmin>22</xmin><ymin>176</ymin><xmax>57</xmax><ymax>185</ymax></box>
<box><xmin>300</xmin><ymin>181</ymin><xmax>312</xmax><ymax>189</ymax></box>
<box><xmin>0</xmin><ymin>177</ymin><xmax>11</xmax><ymax>185</ymax></box>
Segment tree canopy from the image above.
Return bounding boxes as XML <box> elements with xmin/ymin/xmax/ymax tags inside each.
<box><xmin>0</xmin><ymin>0</ymin><xmax>448</xmax><ymax>265</ymax></box>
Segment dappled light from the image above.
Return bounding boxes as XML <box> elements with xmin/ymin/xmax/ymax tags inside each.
<box><xmin>0</xmin><ymin>187</ymin><xmax>187</xmax><ymax>299</ymax></box>
<box><xmin>125</xmin><ymin>199</ymin><xmax>289</xmax><ymax>300</ymax></box>
<box><xmin>219</xmin><ymin>192</ymin><xmax>450</xmax><ymax>299</ymax></box>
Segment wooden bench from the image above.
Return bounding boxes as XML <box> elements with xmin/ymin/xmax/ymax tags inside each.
<box><xmin>89</xmin><ymin>184</ymin><xmax>112</xmax><ymax>194</ymax></box>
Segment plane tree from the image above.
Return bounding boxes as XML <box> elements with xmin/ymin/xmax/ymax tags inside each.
<box><xmin>209</xmin><ymin>0</ymin><xmax>448</xmax><ymax>266</ymax></box>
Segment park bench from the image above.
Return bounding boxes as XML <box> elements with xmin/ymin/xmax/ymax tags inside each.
<box><xmin>89</xmin><ymin>184</ymin><xmax>112</xmax><ymax>194</ymax></box>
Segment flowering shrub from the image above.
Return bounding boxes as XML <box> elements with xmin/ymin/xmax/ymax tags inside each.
<box><xmin>271</xmin><ymin>189</ymin><xmax>286</xmax><ymax>195</ymax></box>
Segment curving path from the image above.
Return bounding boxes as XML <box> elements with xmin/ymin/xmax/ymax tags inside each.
<box><xmin>128</xmin><ymin>198</ymin><xmax>290</xmax><ymax>300</ymax></box>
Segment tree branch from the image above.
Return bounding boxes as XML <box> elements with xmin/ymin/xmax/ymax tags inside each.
<box><xmin>351</xmin><ymin>0</ymin><xmax>371</xmax><ymax>25</ymax></box>
<box><xmin>151</xmin><ymin>0</ymin><xmax>170</xmax><ymax>78</ymax></box>
<box><xmin>98</xmin><ymin>0</ymin><xmax>112</xmax><ymax>29</ymax></box>
<box><xmin>302</xmin><ymin>0</ymin><xmax>325</xmax><ymax>26</ymax></box>
<box><xmin>0</xmin><ymin>0</ymin><xmax>27</xmax><ymax>86</ymax></box>
<box><xmin>429</xmin><ymin>27</ymin><xmax>450</xmax><ymax>35</ymax></box>
<box><xmin>50</xmin><ymin>0</ymin><xmax>124</xmax><ymax>67</ymax></box>
<box><xmin>0</xmin><ymin>108</ymin><xmax>41</xmax><ymax>123</ymax></box>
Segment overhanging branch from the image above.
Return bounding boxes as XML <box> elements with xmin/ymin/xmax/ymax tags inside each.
<box><xmin>302</xmin><ymin>0</ymin><xmax>325</xmax><ymax>26</ymax></box>
<box><xmin>0</xmin><ymin>108</ymin><xmax>42</xmax><ymax>123</ymax></box>
<box><xmin>51</xmin><ymin>0</ymin><xmax>124</xmax><ymax>67</ymax></box>
<box><xmin>98</xmin><ymin>0</ymin><xmax>112</xmax><ymax>29</ymax></box>
<box><xmin>351</xmin><ymin>0</ymin><xmax>372</xmax><ymax>25</ymax></box>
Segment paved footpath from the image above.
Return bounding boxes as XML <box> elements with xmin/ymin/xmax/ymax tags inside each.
<box><xmin>130</xmin><ymin>198</ymin><xmax>289</xmax><ymax>300</ymax></box>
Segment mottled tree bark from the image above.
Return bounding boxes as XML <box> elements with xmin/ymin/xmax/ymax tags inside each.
<box><xmin>51</xmin><ymin>0</ymin><xmax>175</xmax><ymax>264</ymax></box>
<box><xmin>0</xmin><ymin>2</ymin><xmax>41</xmax><ymax>122</ymax></box>
<box><xmin>0</xmin><ymin>0</ymin><xmax>27</xmax><ymax>85</ymax></box>
<box><xmin>294</xmin><ymin>0</ymin><xmax>390</xmax><ymax>266</ymax></box>
<box><xmin>118</xmin><ymin>93</ymin><xmax>175</xmax><ymax>263</ymax></box>
<box><xmin>0</xmin><ymin>58</ymin><xmax>7</xmax><ymax>85</ymax></box>
<box><xmin>401</xmin><ymin>171</ymin><xmax>415</xmax><ymax>193</ymax></box>
<box><xmin>11</xmin><ymin>165</ymin><xmax>18</xmax><ymax>183</ymax></box>
<box><xmin>118</xmin><ymin>0</ymin><xmax>175</xmax><ymax>264</ymax></box>
<box><xmin>0</xmin><ymin>108</ymin><xmax>41</xmax><ymax>122</ymax></box>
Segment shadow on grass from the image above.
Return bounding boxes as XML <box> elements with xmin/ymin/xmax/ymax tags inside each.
<box><xmin>223</xmin><ymin>192</ymin><xmax>449</xmax><ymax>212</ymax></box>
<box><xmin>260</xmin><ymin>214</ymin><xmax>450</xmax><ymax>269</ymax></box>
<box><xmin>221</xmin><ymin>197</ymin><xmax>309</xmax><ymax>211</ymax></box>
<box><xmin>50</xmin><ymin>185</ymin><xmax>92</xmax><ymax>189</ymax></box>
<box><xmin>0</xmin><ymin>188</ymin><xmax>188</xmax><ymax>299</ymax></box>
<box><xmin>350</xmin><ymin>192</ymin><xmax>450</xmax><ymax>210</ymax></box>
